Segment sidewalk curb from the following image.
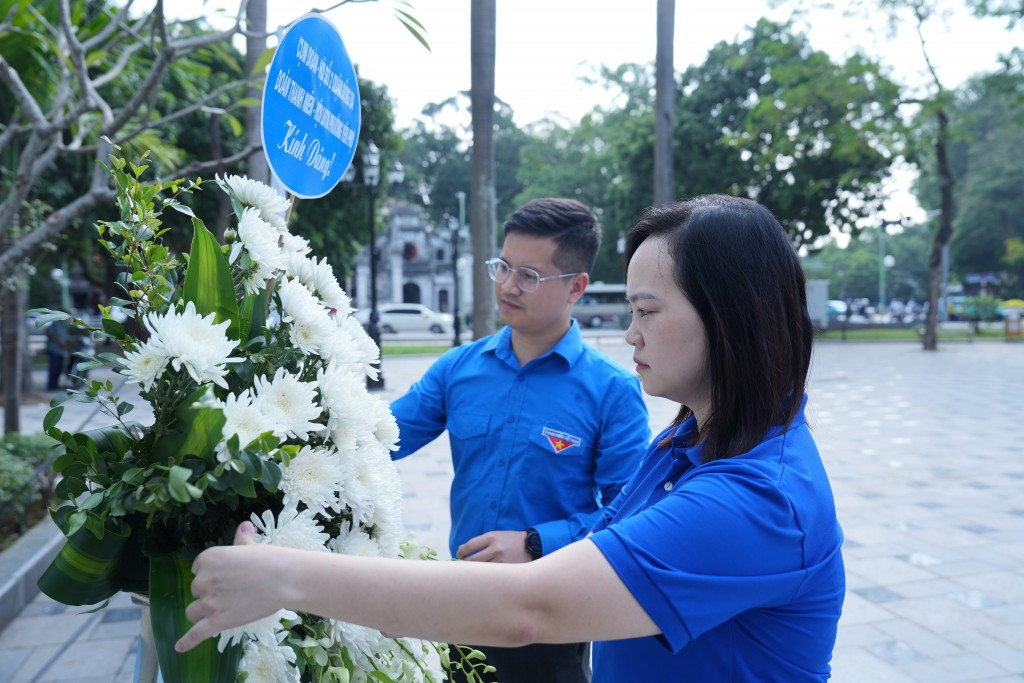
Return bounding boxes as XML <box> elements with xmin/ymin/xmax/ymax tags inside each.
<box><xmin>0</xmin><ymin>518</ymin><xmax>63</xmax><ymax>628</ymax></box>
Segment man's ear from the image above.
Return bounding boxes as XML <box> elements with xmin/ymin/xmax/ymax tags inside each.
<box><xmin>567</xmin><ymin>273</ymin><xmax>590</xmax><ymax>304</ymax></box>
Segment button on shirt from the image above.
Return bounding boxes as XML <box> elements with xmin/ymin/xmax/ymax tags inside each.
<box><xmin>589</xmin><ymin>396</ymin><xmax>846</xmax><ymax>682</ymax></box>
<box><xmin>390</xmin><ymin>320</ymin><xmax>650</xmax><ymax>557</ymax></box>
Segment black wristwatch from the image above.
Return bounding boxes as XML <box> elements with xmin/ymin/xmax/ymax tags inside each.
<box><xmin>524</xmin><ymin>528</ymin><xmax>543</xmax><ymax>560</ymax></box>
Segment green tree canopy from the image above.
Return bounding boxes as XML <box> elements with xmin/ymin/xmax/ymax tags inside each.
<box><xmin>673</xmin><ymin>18</ymin><xmax>906</xmax><ymax>248</ymax></box>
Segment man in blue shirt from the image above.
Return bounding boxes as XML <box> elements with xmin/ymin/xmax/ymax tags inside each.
<box><xmin>390</xmin><ymin>198</ymin><xmax>650</xmax><ymax>683</ymax></box>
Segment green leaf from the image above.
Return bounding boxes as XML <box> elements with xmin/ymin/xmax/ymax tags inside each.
<box><xmin>250</xmin><ymin>46</ymin><xmax>276</xmax><ymax>77</ymax></box>
<box><xmin>150</xmin><ymin>386</ymin><xmax>226</xmax><ymax>464</ymax></box>
<box><xmin>225</xmin><ymin>113</ymin><xmax>243</xmax><ymax>137</ymax></box>
<box><xmin>101</xmin><ymin>317</ymin><xmax>126</xmax><ymax>339</ymax></box>
<box><xmin>238</xmin><ymin>286</ymin><xmax>267</xmax><ymax>343</ymax></box>
<box><xmin>80</xmin><ymin>422</ymin><xmax>143</xmax><ymax>461</ymax></box>
<box><xmin>43</xmin><ymin>406</ymin><xmax>64</xmax><ymax>432</ymax></box>
<box><xmin>167</xmin><ymin>466</ymin><xmax>194</xmax><ymax>503</ymax></box>
<box><xmin>149</xmin><ymin>553</ymin><xmax>242</xmax><ymax>683</ymax></box>
<box><xmin>37</xmin><ymin>526</ymin><xmax>128</xmax><ymax>605</ymax></box>
<box><xmin>30</xmin><ymin>309</ymin><xmax>72</xmax><ymax>326</ymax></box>
<box><xmin>182</xmin><ymin>216</ymin><xmax>239</xmax><ymax>339</ymax></box>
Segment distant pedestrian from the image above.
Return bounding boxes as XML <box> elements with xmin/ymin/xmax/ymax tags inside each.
<box><xmin>45</xmin><ymin>317</ymin><xmax>70</xmax><ymax>391</ymax></box>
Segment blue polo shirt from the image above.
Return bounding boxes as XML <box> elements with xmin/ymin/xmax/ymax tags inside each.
<box><xmin>589</xmin><ymin>396</ymin><xmax>845</xmax><ymax>681</ymax></box>
<box><xmin>390</xmin><ymin>320</ymin><xmax>650</xmax><ymax>557</ymax></box>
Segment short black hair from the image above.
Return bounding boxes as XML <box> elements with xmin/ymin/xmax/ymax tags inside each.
<box><xmin>625</xmin><ymin>195</ymin><xmax>813</xmax><ymax>462</ymax></box>
<box><xmin>503</xmin><ymin>198</ymin><xmax>602</xmax><ymax>274</ymax></box>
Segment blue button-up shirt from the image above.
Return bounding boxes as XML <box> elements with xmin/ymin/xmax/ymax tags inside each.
<box><xmin>390</xmin><ymin>320</ymin><xmax>650</xmax><ymax>557</ymax></box>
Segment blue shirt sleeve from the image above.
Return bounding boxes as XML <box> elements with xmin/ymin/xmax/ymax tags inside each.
<box><xmin>591</xmin><ymin>456</ymin><xmax>839</xmax><ymax>652</ymax></box>
<box><xmin>389</xmin><ymin>351</ymin><xmax>451</xmax><ymax>459</ymax></box>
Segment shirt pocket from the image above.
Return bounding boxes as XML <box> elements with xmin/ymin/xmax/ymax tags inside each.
<box><xmin>447</xmin><ymin>411</ymin><xmax>491</xmax><ymax>442</ymax></box>
<box><xmin>526</xmin><ymin>427</ymin><xmax>592</xmax><ymax>461</ymax></box>
<box><xmin>447</xmin><ymin>411</ymin><xmax>491</xmax><ymax>473</ymax></box>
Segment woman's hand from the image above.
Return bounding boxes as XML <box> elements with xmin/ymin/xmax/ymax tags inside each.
<box><xmin>175</xmin><ymin>522</ymin><xmax>282</xmax><ymax>653</ymax></box>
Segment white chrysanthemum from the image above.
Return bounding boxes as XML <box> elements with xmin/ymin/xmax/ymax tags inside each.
<box><xmin>339</xmin><ymin>315</ymin><xmax>381</xmax><ymax>379</ymax></box>
<box><xmin>329</xmin><ymin>420</ymin><xmax>361</xmax><ymax>456</ymax></box>
<box><xmin>262</xmin><ymin>210</ymin><xmax>288</xmax><ymax>234</ymax></box>
<box><xmin>238</xmin><ymin>639</ymin><xmax>299</xmax><ymax>683</ymax></box>
<box><xmin>251</xmin><ymin>507</ymin><xmax>330</xmax><ymax>551</ymax></box>
<box><xmin>329</xmin><ymin>619</ymin><xmax>387</xmax><ymax>669</ymax></box>
<box><xmin>317</xmin><ymin>360</ymin><xmax>372</xmax><ymax>435</ymax></box>
<box><xmin>317</xmin><ymin>323</ymin><xmax>362</xmax><ymax>368</ymax></box>
<box><xmin>333</xmin><ymin>448</ymin><xmax>377</xmax><ymax>527</ymax></box>
<box><xmin>237</xmin><ymin>207</ymin><xmax>287</xmax><ymax>294</ymax></box>
<box><xmin>285</xmin><ymin>253</ymin><xmax>352</xmax><ymax>317</ymax></box>
<box><xmin>121</xmin><ymin>341</ymin><xmax>170</xmax><ymax>389</ymax></box>
<box><xmin>365</xmin><ymin>395</ymin><xmax>400</xmax><ymax>453</ymax></box>
<box><xmin>215</xmin><ymin>390</ymin><xmax>270</xmax><ymax>462</ymax></box>
<box><xmin>278</xmin><ymin>275</ymin><xmax>323</xmax><ymax>322</ymax></box>
<box><xmin>216</xmin><ymin>608</ymin><xmax>299</xmax><ymax>652</ymax></box>
<box><xmin>219</xmin><ymin>174</ymin><xmax>292</xmax><ymax>219</ymax></box>
<box><xmin>252</xmin><ymin>368</ymin><xmax>323</xmax><ymax>441</ymax></box>
<box><xmin>280</xmin><ymin>445</ymin><xmax>344</xmax><ymax>516</ymax></box>
<box><xmin>281</xmin><ymin>233</ymin><xmax>311</xmax><ymax>256</ymax></box>
<box><xmin>357</xmin><ymin>443</ymin><xmax>404</xmax><ymax>557</ymax></box>
<box><xmin>308</xmin><ymin>257</ymin><xmax>353</xmax><ymax>317</ymax></box>
<box><xmin>278</xmin><ymin>278</ymin><xmax>337</xmax><ymax>357</ymax></box>
<box><xmin>328</xmin><ymin>522</ymin><xmax>383</xmax><ymax>558</ymax></box>
<box><xmin>285</xmin><ymin>251</ymin><xmax>315</xmax><ymax>283</ymax></box>
<box><xmin>144</xmin><ymin>301</ymin><xmax>241</xmax><ymax>388</ymax></box>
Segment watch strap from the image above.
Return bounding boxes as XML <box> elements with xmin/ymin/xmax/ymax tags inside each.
<box><xmin>524</xmin><ymin>527</ymin><xmax>543</xmax><ymax>560</ymax></box>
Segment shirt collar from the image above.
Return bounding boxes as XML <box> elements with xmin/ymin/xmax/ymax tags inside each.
<box><xmin>668</xmin><ymin>394</ymin><xmax>809</xmax><ymax>467</ymax></box>
<box><xmin>485</xmin><ymin>319</ymin><xmax>584</xmax><ymax>367</ymax></box>
<box><xmin>669</xmin><ymin>416</ymin><xmax>704</xmax><ymax>467</ymax></box>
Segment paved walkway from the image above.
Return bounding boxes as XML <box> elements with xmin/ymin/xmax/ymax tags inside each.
<box><xmin>1</xmin><ymin>338</ymin><xmax>1022</xmax><ymax>682</ymax></box>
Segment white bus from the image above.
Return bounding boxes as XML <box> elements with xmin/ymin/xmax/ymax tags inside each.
<box><xmin>574</xmin><ymin>282</ymin><xmax>629</xmax><ymax>329</ymax></box>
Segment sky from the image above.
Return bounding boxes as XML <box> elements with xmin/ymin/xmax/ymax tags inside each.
<box><xmin>187</xmin><ymin>0</ymin><xmax>1017</xmax><ymax>220</ymax></box>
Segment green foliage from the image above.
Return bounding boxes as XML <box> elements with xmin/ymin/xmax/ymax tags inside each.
<box><xmin>967</xmin><ymin>0</ymin><xmax>1024</xmax><ymax>27</ymax></box>
<box><xmin>912</xmin><ymin>68</ymin><xmax>1024</xmax><ymax>295</ymax></box>
<box><xmin>675</xmin><ymin>19</ymin><xmax>904</xmax><ymax>247</ymax></box>
<box><xmin>803</xmin><ymin>222</ymin><xmax>933</xmax><ymax>302</ymax></box>
<box><xmin>396</xmin><ymin>92</ymin><xmax>527</xmax><ymax>229</ymax></box>
<box><xmin>0</xmin><ymin>433</ymin><xmax>56</xmax><ymax>548</ymax></box>
<box><xmin>35</xmin><ymin>155</ymin><xmax>294</xmax><ymax>564</ymax></box>
<box><xmin>511</xmin><ymin>20</ymin><xmax>905</xmax><ymax>280</ymax></box>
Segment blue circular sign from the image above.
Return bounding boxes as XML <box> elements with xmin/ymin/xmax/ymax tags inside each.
<box><xmin>262</xmin><ymin>14</ymin><xmax>361</xmax><ymax>198</ymax></box>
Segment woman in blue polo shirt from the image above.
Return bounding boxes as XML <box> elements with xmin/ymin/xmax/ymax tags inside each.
<box><xmin>178</xmin><ymin>195</ymin><xmax>845</xmax><ymax>682</ymax></box>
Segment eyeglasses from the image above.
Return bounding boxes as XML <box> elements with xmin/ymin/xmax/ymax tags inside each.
<box><xmin>485</xmin><ymin>258</ymin><xmax>580</xmax><ymax>292</ymax></box>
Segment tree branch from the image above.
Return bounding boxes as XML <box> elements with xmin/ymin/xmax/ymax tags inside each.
<box><xmin>163</xmin><ymin>144</ymin><xmax>262</xmax><ymax>182</ymax></box>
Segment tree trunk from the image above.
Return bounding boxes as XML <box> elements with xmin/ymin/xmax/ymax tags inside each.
<box><xmin>245</xmin><ymin>0</ymin><xmax>268</xmax><ymax>183</ymax></box>
<box><xmin>1</xmin><ymin>282</ymin><xmax>26</xmax><ymax>434</ymax></box>
<box><xmin>654</xmin><ymin>0</ymin><xmax>676</xmax><ymax>206</ymax></box>
<box><xmin>470</xmin><ymin>0</ymin><xmax>497</xmax><ymax>340</ymax></box>
<box><xmin>922</xmin><ymin>108</ymin><xmax>953</xmax><ymax>351</ymax></box>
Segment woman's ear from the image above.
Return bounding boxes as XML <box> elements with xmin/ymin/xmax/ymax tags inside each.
<box><xmin>568</xmin><ymin>273</ymin><xmax>591</xmax><ymax>304</ymax></box>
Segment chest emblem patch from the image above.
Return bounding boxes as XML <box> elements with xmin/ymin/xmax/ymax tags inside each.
<box><xmin>541</xmin><ymin>426</ymin><xmax>581</xmax><ymax>453</ymax></box>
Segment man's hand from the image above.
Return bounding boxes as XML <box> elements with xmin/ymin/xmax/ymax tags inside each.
<box><xmin>456</xmin><ymin>530</ymin><xmax>531</xmax><ymax>563</ymax></box>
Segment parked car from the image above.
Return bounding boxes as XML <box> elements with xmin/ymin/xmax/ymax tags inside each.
<box><xmin>353</xmin><ymin>303</ymin><xmax>453</xmax><ymax>334</ymax></box>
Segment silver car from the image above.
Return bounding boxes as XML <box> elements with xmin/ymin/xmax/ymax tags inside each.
<box><xmin>353</xmin><ymin>303</ymin><xmax>453</xmax><ymax>334</ymax></box>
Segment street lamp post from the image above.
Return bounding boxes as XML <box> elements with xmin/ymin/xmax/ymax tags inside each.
<box><xmin>452</xmin><ymin>191</ymin><xmax>466</xmax><ymax>347</ymax></box>
<box><xmin>878</xmin><ymin>217</ymin><xmax>903</xmax><ymax>318</ymax></box>
<box><xmin>361</xmin><ymin>143</ymin><xmax>384</xmax><ymax>390</ymax></box>
<box><xmin>341</xmin><ymin>142</ymin><xmax>403</xmax><ymax>390</ymax></box>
